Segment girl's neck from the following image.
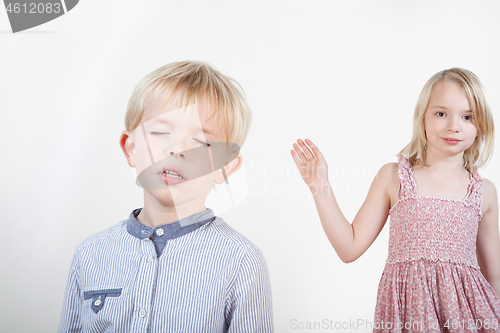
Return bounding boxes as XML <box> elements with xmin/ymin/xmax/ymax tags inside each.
<box><xmin>423</xmin><ymin>150</ymin><xmax>465</xmax><ymax>175</ymax></box>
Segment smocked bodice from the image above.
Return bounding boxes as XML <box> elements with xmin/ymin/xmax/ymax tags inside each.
<box><xmin>386</xmin><ymin>157</ymin><xmax>483</xmax><ymax>269</ymax></box>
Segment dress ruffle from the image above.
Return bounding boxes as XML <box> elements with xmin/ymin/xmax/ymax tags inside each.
<box><xmin>375</xmin><ymin>261</ymin><xmax>500</xmax><ymax>333</ymax></box>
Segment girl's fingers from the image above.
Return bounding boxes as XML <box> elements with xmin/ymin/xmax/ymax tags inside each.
<box><xmin>290</xmin><ymin>149</ymin><xmax>304</xmax><ymax>168</ymax></box>
<box><xmin>292</xmin><ymin>142</ymin><xmax>309</xmax><ymax>164</ymax></box>
<box><xmin>304</xmin><ymin>138</ymin><xmax>323</xmax><ymax>158</ymax></box>
<box><xmin>297</xmin><ymin>139</ymin><xmax>314</xmax><ymax>160</ymax></box>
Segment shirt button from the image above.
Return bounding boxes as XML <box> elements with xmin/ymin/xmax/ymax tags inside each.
<box><xmin>139</xmin><ymin>309</ymin><xmax>147</xmax><ymax>318</ymax></box>
<box><xmin>156</xmin><ymin>228</ymin><xmax>164</xmax><ymax>236</ymax></box>
<box><xmin>147</xmin><ymin>255</ymin><xmax>154</xmax><ymax>263</ymax></box>
<box><xmin>94</xmin><ymin>299</ymin><xmax>102</xmax><ymax>306</ymax></box>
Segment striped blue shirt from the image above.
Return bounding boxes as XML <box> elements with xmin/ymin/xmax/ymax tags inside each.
<box><xmin>58</xmin><ymin>208</ymin><xmax>273</xmax><ymax>333</ymax></box>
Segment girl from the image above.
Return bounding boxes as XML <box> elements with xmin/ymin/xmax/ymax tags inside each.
<box><xmin>291</xmin><ymin>68</ymin><xmax>500</xmax><ymax>332</ymax></box>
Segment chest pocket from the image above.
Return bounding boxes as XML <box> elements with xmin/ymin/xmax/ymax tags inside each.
<box><xmin>83</xmin><ymin>288</ymin><xmax>123</xmax><ymax>314</ymax></box>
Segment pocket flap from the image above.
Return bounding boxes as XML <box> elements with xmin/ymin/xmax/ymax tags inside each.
<box><xmin>83</xmin><ymin>288</ymin><xmax>123</xmax><ymax>299</ymax></box>
<box><xmin>83</xmin><ymin>288</ymin><xmax>123</xmax><ymax>313</ymax></box>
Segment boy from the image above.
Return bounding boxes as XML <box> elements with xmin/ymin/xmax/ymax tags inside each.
<box><xmin>58</xmin><ymin>61</ymin><xmax>273</xmax><ymax>332</ymax></box>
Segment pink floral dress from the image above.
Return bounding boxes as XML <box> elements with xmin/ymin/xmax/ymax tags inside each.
<box><xmin>374</xmin><ymin>157</ymin><xmax>500</xmax><ymax>332</ymax></box>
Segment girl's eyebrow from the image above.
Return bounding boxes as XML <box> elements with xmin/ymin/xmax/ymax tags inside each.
<box><xmin>431</xmin><ymin>105</ymin><xmax>472</xmax><ymax>113</ymax></box>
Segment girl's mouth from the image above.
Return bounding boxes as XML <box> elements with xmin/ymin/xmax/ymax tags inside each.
<box><xmin>442</xmin><ymin>138</ymin><xmax>461</xmax><ymax>145</ymax></box>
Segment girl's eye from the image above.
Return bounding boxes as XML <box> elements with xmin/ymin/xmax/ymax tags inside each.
<box><xmin>463</xmin><ymin>115</ymin><xmax>473</xmax><ymax>121</ymax></box>
<box><xmin>436</xmin><ymin>112</ymin><xmax>445</xmax><ymax>117</ymax></box>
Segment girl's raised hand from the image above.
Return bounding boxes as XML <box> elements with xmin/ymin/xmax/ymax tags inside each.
<box><xmin>291</xmin><ymin>138</ymin><xmax>329</xmax><ymax>191</ymax></box>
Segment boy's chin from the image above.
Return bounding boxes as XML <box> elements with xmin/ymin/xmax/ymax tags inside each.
<box><xmin>144</xmin><ymin>186</ymin><xmax>209</xmax><ymax>207</ymax></box>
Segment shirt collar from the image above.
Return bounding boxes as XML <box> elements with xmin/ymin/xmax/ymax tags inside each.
<box><xmin>126</xmin><ymin>207</ymin><xmax>215</xmax><ymax>240</ymax></box>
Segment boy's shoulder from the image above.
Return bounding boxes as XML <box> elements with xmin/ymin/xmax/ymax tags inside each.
<box><xmin>73</xmin><ymin>214</ymin><xmax>260</xmax><ymax>248</ymax></box>
<box><xmin>75</xmin><ymin>219</ymin><xmax>127</xmax><ymax>252</ymax></box>
<box><xmin>71</xmin><ymin>214</ymin><xmax>266</xmax><ymax>264</ymax></box>
<box><xmin>203</xmin><ymin>216</ymin><xmax>265</xmax><ymax>254</ymax></box>
<box><xmin>203</xmin><ymin>216</ymin><xmax>269</xmax><ymax>272</ymax></box>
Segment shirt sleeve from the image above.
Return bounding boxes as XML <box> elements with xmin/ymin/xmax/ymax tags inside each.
<box><xmin>57</xmin><ymin>250</ymin><xmax>82</xmax><ymax>333</ymax></box>
<box><xmin>225</xmin><ymin>246</ymin><xmax>274</xmax><ymax>333</ymax></box>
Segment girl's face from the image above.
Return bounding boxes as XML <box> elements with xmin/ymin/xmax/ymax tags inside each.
<box><xmin>424</xmin><ymin>81</ymin><xmax>478</xmax><ymax>159</ymax></box>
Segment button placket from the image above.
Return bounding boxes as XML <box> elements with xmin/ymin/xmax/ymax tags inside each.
<box><xmin>131</xmin><ymin>240</ymin><xmax>157</xmax><ymax>330</ymax></box>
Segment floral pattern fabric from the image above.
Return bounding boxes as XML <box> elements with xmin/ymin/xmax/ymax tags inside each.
<box><xmin>373</xmin><ymin>157</ymin><xmax>500</xmax><ymax>332</ymax></box>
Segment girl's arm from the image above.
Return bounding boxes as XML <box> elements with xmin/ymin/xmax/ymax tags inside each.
<box><xmin>291</xmin><ymin>138</ymin><xmax>397</xmax><ymax>263</ymax></box>
<box><xmin>476</xmin><ymin>179</ymin><xmax>500</xmax><ymax>296</ymax></box>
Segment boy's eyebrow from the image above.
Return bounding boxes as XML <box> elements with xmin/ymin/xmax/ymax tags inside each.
<box><xmin>148</xmin><ymin>117</ymin><xmax>171</xmax><ymax>125</ymax></box>
<box><xmin>202</xmin><ymin>128</ymin><xmax>215</xmax><ymax>136</ymax></box>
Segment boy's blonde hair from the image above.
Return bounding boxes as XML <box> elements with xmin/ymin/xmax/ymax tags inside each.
<box><xmin>125</xmin><ymin>60</ymin><xmax>251</xmax><ymax>147</ymax></box>
<box><xmin>398</xmin><ymin>67</ymin><xmax>494</xmax><ymax>171</ymax></box>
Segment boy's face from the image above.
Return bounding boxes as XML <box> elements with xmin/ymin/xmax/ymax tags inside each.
<box><xmin>123</xmin><ymin>90</ymin><xmax>241</xmax><ymax>210</ymax></box>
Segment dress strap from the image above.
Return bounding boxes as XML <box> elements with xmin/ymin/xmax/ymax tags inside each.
<box><xmin>464</xmin><ymin>166</ymin><xmax>483</xmax><ymax>215</ymax></box>
<box><xmin>396</xmin><ymin>156</ymin><xmax>417</xmax><ymax>199</ymax></box>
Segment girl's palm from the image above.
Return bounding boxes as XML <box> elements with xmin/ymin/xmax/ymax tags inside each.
<box><xmin>291</xmin><ymin>139</ymin><xmax>328</xmax><ymax>188</ymax></box>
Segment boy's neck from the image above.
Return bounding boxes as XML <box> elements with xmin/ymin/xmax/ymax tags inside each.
<box><xmin>136</xmin><ymin>200</ymin><xmax>208</xmax><ymax>229</ymax></box>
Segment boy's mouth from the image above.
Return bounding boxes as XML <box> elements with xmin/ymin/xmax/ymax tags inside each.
<box><xmin>158</xmin><ymin>167</ymin><xmax>187</xmax><ymax>185</ymax></box>
<box><xmin>161</xmin><ymin>170</ymin><xmax>185</xmax><ymax>179</ymax></box>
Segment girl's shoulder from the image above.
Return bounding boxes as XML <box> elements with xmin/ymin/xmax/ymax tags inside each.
<box><xmin>378</xmin><ymin>158</ymin><xmax>409</xmax><ymax>181</ymax></box>
<box><xmin>483</xmin><ymin>177</ymin><xmax>496</xmax><ymax>191</ymax></box>
<box><xmin>375</xmin><ymin>162</ymin><xmax>400</xmax><ymax>191</ymax></box>
<box><xmin>475</xmin><ymin>177</ymin><xmax>497</xmax><ymax>218</ymax></box>
<box><xmin>374</xmin><ymin>162</ymin><xmax>401</xmax><ymax>207</ymax></box>
<box><xmin>378</xmin><ymin>162</ymin><xmax>399</xmax><ymax>176</ymax></box>
<box><xmin>482</xmin><ymin>177</ymin><xmax>498</xmax><ymax>206</ymax></box>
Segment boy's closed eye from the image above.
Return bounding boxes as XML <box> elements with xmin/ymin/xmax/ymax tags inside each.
<box><xmin>150</xmin><ymin>131</ymin><xmax>170</xmax><ymax>135</ymax></box>
<box><xmin>148</xmin><ymin>131</ymin><xmax>210</xmax><ymax>147</ymax></box>
<box><xmin>195</xmin><ymin>139</ymin><xmax>211</xmax><ymax>147</ymax></box>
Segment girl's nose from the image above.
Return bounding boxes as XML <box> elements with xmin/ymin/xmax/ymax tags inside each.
<box><xmin>447</xmin><ymin>117</ymin><xmax>460</xmax><ymax>132</ymax></box>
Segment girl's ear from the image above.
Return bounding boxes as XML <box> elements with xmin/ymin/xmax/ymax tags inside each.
<box><xmin>214</xmin><ymin>153</ymin><xmax>243</xmax><ymax>185</ymax></box>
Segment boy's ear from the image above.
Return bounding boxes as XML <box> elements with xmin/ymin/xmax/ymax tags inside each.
<box><xmin>214</xmin><ymin>153</ymin><xmax>243</xmax><ymax>185</ymax></box>
<box><xmin>119</xmin><ymin>130</ymin><xmax>136</xmax><ymax>168</ymax></box>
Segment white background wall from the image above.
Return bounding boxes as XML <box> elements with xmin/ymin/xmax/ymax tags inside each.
<box><xmin>1</xmin><ymin>1</ymin><xmax>500</xmax><ymax>332</ymax></box>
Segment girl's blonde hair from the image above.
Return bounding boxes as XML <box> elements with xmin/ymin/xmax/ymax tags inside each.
<box><xmin>398</xmin><ymin>67</ymin><xmax>494</xmax><ymax>171</ymax></box>
<box><xmin>124</xmin><ymin>60</ymin><xmax>251</xmax><ymax>148</ymax></box>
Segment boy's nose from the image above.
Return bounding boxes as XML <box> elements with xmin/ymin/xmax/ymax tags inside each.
<box><xmin>164</xmin><ymin>138</ymin><xmax>190</xmax><ymax>158</ymax></box>
<box><xmin>168</xmin><ymin>151</ymin><xmax>185</xmax><ymax>158</ymax></box>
